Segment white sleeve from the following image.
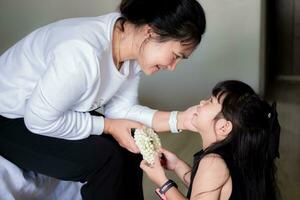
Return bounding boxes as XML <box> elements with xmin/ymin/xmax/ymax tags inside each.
<box><xmin>24</xmin><ymin>40</ymin><xmax>104</xmax><ymax>140</ymax></box>
<box><xmin>104</xmin><ymin>72</ymin><xmax>157</xmax><ymax>128</ymax></box>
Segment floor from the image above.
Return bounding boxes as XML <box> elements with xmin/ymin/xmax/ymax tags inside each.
<box><xmin>143</xmin><ymin>80</ymin><xmax>300</xmax><ymax>200</ymax></box>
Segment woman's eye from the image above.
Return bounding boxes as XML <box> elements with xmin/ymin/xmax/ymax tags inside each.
<box><xmin>174</xmin><ymin>54</ymin><xmax>181</xmax><ymax>60</ymax></box>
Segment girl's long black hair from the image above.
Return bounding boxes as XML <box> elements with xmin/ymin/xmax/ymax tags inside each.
<box><xmin>200</xmin><ymin>80</ymin><xmax>281</xmax><ymax>200</ymax></box>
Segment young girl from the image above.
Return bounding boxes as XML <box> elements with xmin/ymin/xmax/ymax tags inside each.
<box><xmin>0</xmin><ymin>0</ymin><xmax>205</xmax><ymax>199</ymax></box>
<box><xmin>141</xmin><ymin>80</ymin><xmax>280</xmax><ymax>200</ymax></box>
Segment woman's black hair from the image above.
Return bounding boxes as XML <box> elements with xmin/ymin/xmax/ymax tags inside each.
<box><xmin>119</xmin><ymin>0</ymin><xmax>206</xmax><ymax>46</ymax></box>
<box><xmin>198</xmin><ymin>80</ymin><xmax>281</xmax><ymax>200</ymax></box>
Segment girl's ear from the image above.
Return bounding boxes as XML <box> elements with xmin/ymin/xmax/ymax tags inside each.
<box><xmin>215</xmin><ymin>118</ymin><xmax>232</xmax><ymax>138</ymax></box>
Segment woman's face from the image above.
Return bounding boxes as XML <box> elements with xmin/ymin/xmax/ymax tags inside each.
<box><xmin>137</xmin><ymin>39</ymin><xmax>195</xmax><ymax>75</ymax></box>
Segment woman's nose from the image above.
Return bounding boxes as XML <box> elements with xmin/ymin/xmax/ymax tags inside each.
<box><xmin>167</xmin><ymin>64</ymin><xmax>176</xmax><ymax>71</ymax></box>
<box><xmin>167</xmin><ymin>59</ymin><xmax>179</xmax><ymax>71</ymax></box>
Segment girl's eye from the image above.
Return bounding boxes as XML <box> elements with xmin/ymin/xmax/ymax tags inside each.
<box><xmin>210</xmin><ymin>97</ymin><xmax>213</xmax><ymax>103</ymax></box>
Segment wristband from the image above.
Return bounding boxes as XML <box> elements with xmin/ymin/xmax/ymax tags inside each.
<box><xmin>155</xmin><ymin>179</ymin><xmax>178</xmax><ymax>200</ymax></box>
<box><xmin>168</xmin><ymin>111</ymin><xmax>182</xmax><ymax>133</ymax></box>
<box><xmin>155</xmin><ymin>188</ymin><xmax>167</xmax><ymax>200</ymax></box>
<box><xmin>159</xmin><ymin>179</ymin><xmax>178</xmax><ymax>194</ymax></box>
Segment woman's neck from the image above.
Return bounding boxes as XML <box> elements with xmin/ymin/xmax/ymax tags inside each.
<box><xmin>112</xmin><ymin>20</ymin><xmax>140</xmax><ymax>66</ymax></box>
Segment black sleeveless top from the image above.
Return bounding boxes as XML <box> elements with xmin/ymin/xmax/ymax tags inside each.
<box><xmin>186</xmin><ymin>149</ymin><xmax>244</xmax><ymax>199</ymax></box>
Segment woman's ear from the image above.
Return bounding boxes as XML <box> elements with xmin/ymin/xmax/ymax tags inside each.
<box><xmin>142</xmin><ymin>24</ymin><xmax>153</xmax><ymax>38</ymax></box>
<box><xmin>215</xmin><ymin>118</ymin><xmax>232</xmax><ymax>138</ymax></box>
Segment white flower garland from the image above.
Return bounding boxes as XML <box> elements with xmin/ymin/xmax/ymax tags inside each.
<box><xmin>134</xmin><ymin>127</ymin><xmax>161</xmax><ymax>166</ymax></box>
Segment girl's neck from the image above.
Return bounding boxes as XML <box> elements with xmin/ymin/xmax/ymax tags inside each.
<box><xmin>200</xmin><ymin>131</ymin><xmax>217</xmax><ymax>150</ymax></box>
<box><xmin>202</xmin><ymin>140</ymin><xmax>211</xmax><ymax>150</ymax></box>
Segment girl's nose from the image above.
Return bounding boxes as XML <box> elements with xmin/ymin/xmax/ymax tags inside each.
<box><xmin>199</xmin><ymin>100</ymin><xmax>207</xmax><ymax>107</ymax></box>
<box><xmin>196</xmin><ymin>105</ymin><xmax>201</xmax><ymax>112</ymax></box>
<box><xmin>199</xmin><ymin>100</ymin><xmax>206</xmax><ymax>106</ymax></box>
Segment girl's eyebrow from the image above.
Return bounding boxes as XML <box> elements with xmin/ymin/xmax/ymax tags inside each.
<box><xmin>212</xmin><ymin>96</ymin><xmax>221</xmax><ymax>103</ymax></box>
<box><xmin>212</xmin><ymin>96</ymin><xmax>216</xmax><ymax>103</ymax></box>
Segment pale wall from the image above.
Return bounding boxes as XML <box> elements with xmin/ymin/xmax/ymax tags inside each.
<box><xmin>0</xmin><ymin>0</ymin><xmax>263</xmax><ymax>110</ymax></box>
<box><xmin>0</xmin><ymin>0</ymin><xmax>264</xmax><ymax>198</ymax></box>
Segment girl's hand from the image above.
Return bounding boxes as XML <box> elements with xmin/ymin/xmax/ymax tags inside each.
<box><xmin>140</xmin><ymin>153</ymin><xmax>168</xmax><ymax>186</ymax></box>
<box><xmin>178</xmin><ymin>105</ymin><xmax>198</xmax><ymax>132</ymax></box>
<box><xmin>160</xmin><ymin>148</ymin><xmax>180</xmax><ymax>171</ymax></box>
<box><xmin>104</xmin><ymin>118</ymin><xmax>143</xmax><ymax>153</ymax></box>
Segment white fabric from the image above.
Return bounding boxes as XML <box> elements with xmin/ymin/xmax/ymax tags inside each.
<box><xmin>0</xmin><ymin>12</ymin><xmax>157</xmax><ymax>140</ymax></box>
<box><xmin>0</xmin><ymin>156</ymin><xmax>82</xmax><ymax>200</ymax></box>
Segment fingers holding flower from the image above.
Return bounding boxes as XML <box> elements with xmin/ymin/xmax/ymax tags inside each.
<box><xmin>140</xmin><ymin>153</ymin><xmax>168</xmax><ymax>186</ymax></box>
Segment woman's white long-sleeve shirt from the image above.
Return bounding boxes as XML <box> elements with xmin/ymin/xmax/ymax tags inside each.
<box><xmin>0</xmin><ymin>12</ymin><xmax>157</xmax><ymax>140</ymax></box>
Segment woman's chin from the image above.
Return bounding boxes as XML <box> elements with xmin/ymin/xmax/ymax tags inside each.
<box><xmin>143</xmin><ymin>70</ymin><xmax>153</xmax><ymax>76</ymax></box>
<box><xmin>150</xmin><ymin>70</ymin><xmax>158</xmax><ymax>75</ymax></box>
<box><xmin>141</xmin><ymin>65</ymin><xmax>160</xmax><ymax>75</ymax></box>
<box><xmin>147</xmin><ymin>68</ymin><xmax>159</xmax><ymax>75</ymax></box>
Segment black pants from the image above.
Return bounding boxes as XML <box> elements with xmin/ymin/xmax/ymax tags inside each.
<box><xmin>0</xmin><ymin>115</ymin><xmax>144</xmax><ymax>200</ymax></box>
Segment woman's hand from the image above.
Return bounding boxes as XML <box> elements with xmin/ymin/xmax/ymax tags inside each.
<box><xmin>140</xmin><ymin>153</ymin><xmax>168</xmax><ymax>186</ymax></box>
<box><xmin>178</xmin><ymin>105</ymin><xmax>198</xmax><ymax>132</ymax></box>
<box><xmin>160</xmin><ymin>148</ymin><xmax>180</xmax><ymax>171</ymax></box>
<box><xmin>104</xmin><ymin>118</ymin><xmax>143</xmax><ymax>153</ymax></box>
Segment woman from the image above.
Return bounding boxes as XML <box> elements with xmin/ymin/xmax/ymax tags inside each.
<box><xmin>0</xmin><ymin>0</ymin><xmax>206</xmax><ymax>199</ymax></box>
<box><xmin>141</xmin><ymin>80</ymin><xmax>280</xmax><ymax>200</ymax></box>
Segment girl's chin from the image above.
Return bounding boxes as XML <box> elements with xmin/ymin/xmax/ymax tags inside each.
<box><xmin>191</xmin><ymin>116</ymin><xmax>198</xmax><ymax>128</ymax></box>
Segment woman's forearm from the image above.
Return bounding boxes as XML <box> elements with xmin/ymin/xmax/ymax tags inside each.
<box><xmin>152</xmin><ymin>111</ymin><xmax>185</xmax><ymax>132</ymax></box>
<box><xmin>152</xmin><ymin>111</ymin><xmax>171</xmax><ymax>132</ymax></box>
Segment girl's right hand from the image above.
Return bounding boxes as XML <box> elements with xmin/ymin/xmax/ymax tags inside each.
<box><xmin>104</xmin><ymin>118</ymin><xmax>143</xmax><ymax>154</ymax></box>
<box><xmin>160</xmin><ymin>147</ymin><xmax>180</xmax><ymax>171</ymax></box>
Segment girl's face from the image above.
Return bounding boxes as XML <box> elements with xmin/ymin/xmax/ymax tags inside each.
<box><xmin>137</xmin><ymin>39</ymin><xmax>195</xmax><ymax>75</ymax></box>
<box><xmin>191</xmin><ymin>96</ymin><xmax>223</xmax><ymax>133</ymax></box>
